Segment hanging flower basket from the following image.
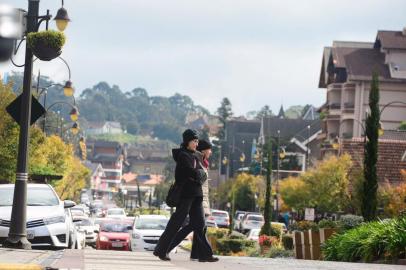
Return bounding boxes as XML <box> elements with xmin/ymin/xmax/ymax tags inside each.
<box><xmin>27</xmin><ymin>30</ymin><xmax>66</xmax><ymax>61</ymax></box>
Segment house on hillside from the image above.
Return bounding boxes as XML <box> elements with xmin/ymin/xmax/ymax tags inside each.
<box><xmin>86</xmin><ymin>121</ymin><xmax>123</xmax><ymax>135</ymax></box>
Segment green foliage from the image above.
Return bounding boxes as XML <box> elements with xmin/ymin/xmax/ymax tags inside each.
<box><xmin>216</xmin><ymin>238</ymin><xmax>255</xmax><ymax>254</ymax></box>
<box><xmin>322</xmin><ymin>215</ymin><xmax>406</xmax><ymax>262</ymax></box>
<box><xmin>216</xmin><ymin>97</ymin><xmax>233</xmax><ymax>140</ymax></box>
<box><xmin>207</xmin><ymin>227</ymin><xmax>229</xmax><ymax>239</ymax></box>
<box><xmin>280</xmin><ymin>154</ymin><xmax>353</xmax><ymax>213</ymax></box>
<box><xmin>282</xmin><ymin>234</ymin><xmax>294</xmax><ymax>250</ymax></box>
<box><xmin>266</xmin><ymin>246</ymin><xmax>294</xmax><ymax>258</ymax></box>
<box><xmin>27</xmin><ymin>30</ymin><xmax>66</xmax><ymax>49</ymax></box>
<box><xmin>398</xmin><ymin>121</ymin><xmax>406</xmax><ymax>131</ymax></box>
<box><xmin>289</xmin><ymin>220</ymin><xmax>318</xmax><ymax>232</ymax></box>
<box><xmin>362</xmin><ymin>72</ymin><xmax>380</xmax><ymax>221</ymax></box>
<box><xmin>338</xmin><ymin>215</ymin><xmax>364</xmax><ymax>231</ymax></box>
<box><xmin>261</xmin><ymin>139</ymin><xmax>273</xmax><ymax>235</ymax></box>
<box><xmin>318</xmin><ymin>219</ymin><xmax>338</xmax><ymax>229</ymax></box>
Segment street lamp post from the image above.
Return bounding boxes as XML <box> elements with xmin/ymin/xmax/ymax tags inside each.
<box><xmin>3</xmin><ymin>0</ymin><xmax>41</xmax><ymax>249</ymax></box>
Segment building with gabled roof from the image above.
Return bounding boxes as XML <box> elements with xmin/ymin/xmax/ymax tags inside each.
<box><xmin>318</xmin><ymin>28</ymin><xmax>406</xmax><ymax>155</ymax></box>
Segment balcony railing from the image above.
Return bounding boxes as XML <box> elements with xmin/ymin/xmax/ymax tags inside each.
<box><xmin>344</xmin><ymin>102</ymin><xmax>355</xmax><ymax>109</ymax></box>
<box><xmin>328</xmin><ymin>103</ymin><xmax>341</xmax><ymax>110</ymax></box>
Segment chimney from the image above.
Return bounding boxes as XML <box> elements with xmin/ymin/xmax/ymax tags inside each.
<box><xmin>403</xmin><ymin>27</ymin><xmax>406</xmax><ymax>36</ymax></box>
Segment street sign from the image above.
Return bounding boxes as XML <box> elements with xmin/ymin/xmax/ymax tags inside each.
<box><xmin>305</xmin><ymin>208</ymin><xmax>315</xmax><ymax>221</ymax></box>
<box><xmin>6</xmin><ymin>94</ymin><xmax>46</xmax><ymax>126</ymax></box>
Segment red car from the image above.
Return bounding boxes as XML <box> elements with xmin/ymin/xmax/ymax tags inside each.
<box><xmin>96</xmin><ymin>222</ymin><xmax>132</xmax><ymax>251</ymax></box>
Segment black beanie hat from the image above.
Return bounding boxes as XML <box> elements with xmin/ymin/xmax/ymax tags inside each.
<box><xmin>182</xmin><ymin>129</ymin><xmax>198</xmax><ymax>144</ymax></box>
<box><xmin>197</xmin><ymin>139</ymin><xmax>212</xmax><ymax>151</ymax></box>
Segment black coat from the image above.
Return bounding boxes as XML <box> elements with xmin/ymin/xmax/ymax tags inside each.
<box><xmin>172</xmin><ymin>147</ymin><xmax>207</xmax><ymax>198</ymax></box>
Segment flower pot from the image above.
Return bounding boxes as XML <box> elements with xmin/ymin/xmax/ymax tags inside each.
<box><xmin>293</xmin><ymin>231</ymin><xmax>303</xmax><ymax>259</ymax></box>
<box><xmin>260</xmin><ymin>245</ymin><xmax>271</xmax><ymax>255</ymax></box>
<box><xmin>308</xmin><ymin>229</ymin><xmax>321</xmax><ymax>260</ymax></box>
<box><xmin>319</xmin><ymin>228</ymin><xmax>336</xmax><ymax>244</ymax></box>
<box><xmin>31</xmin><ymin>39</ymin><xmax>62</xmax><ymax>61</ymax></box>
<box><xmin>301</xmin><ymin>230</ymin><xmax>311</xmax><ymax>260</ymax></box>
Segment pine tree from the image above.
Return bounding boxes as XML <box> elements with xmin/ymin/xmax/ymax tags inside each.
<box><xmin>260</xmin><ymin>139</ymin><xmax>273</xmax><ymax>235</ymax></box>
<box><xmin>216</xmin><ymin>98</ymin><xmax>233</xmax><ymax>140</ymax></box>
<box><xmin>362</xmin><ymin>72</ymin><xmax>380</xmax><ymax>221</ymax></box>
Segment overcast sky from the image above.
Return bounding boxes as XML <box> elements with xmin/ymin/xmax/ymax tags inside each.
<box><xmin>2</xmin><ymin>0</ymin><xmax>406</xmax><ymax>115</ymax></box>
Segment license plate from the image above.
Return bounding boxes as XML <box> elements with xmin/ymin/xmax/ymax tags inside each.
<box><xmin>27</xmin><ymin>231</ymin><xmax>35</xmax><ymax>240</ymax></box>
<box><xmin>112</xmin><ymin>242</ymin><xmax>123</xmax><ymax>247</ymax></box>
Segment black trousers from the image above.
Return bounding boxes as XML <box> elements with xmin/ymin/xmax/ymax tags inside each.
<box><xmin>155</xmin><ymin>196</ymin><xmax>213</xmax><ymax>259</ymax></box>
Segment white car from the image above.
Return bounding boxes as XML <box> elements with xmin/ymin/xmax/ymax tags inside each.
<box><xmin>210</xmin><ymin>209</ymin><xmax>230</xmax><ymax>228</ymax></box>
<box><xmin>0</xmin><ymin>183</ymin><xmax>77</xmax><ymax>249</ymax></box>
<box><xmin>73</xmin><ymin>217</ymin><xmax>98</xmax><ymax>247</ymax></box>
<box><xmin>130</xmin><ymin>215</ymin><xmax>175</xmax><ymax>252</ymax></box>
<box><xmin>247</xmin><ymin>228</ymin><xmax>260</xmax><ymax>241</ymax></box>
<box><xmin>105</xmin><ymin>208</ymin><xmax>126</xmax><ymax>219</ymax></box>
<box><xmin>240</xmin><ymin>213</ymin><xmax>265</xmax><ymax>233</ymax></box>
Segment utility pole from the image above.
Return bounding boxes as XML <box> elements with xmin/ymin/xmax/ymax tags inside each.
<box><xmin>3</xmin><ymin>0</ymin><xmax>40</xmax><ymax>249</ymax></box>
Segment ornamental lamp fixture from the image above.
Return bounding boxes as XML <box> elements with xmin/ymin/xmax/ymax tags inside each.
<box><xmin>63</xmin><ymin>80</ymin><xmax>74</xmax><ymax>97</ymax></box>
<box><xmin>54</xmin><ymin>1</ymin><xmax>70</xmax><ymax>32</ymax></box>
<box><xmin>71</xmin><ymin>122</ymin><xmax>79</xmax><ymax>135</ymax></box>
<box><xmin>69</xmin><ymin>106</ymin><xmax>79</xmax><ymax>122</ymax></box>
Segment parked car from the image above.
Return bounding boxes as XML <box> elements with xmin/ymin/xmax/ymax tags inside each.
<box><xmin>247</xmin><ymin>228</ymin><xmax>260</xmax><ymax>241</ymax></box>
<box><xmin>210</xmin><ymin>209</ymin><xmax>230</xmax><ymax>228</ymax></box>
<box><xmin>96</xmin><ymin>221</ymin><xmax>132</xmax><ymax>251</ymax></box>
<box><xmin>234</xmin><ymin>212</ymin><xmax>246</xmax><ymax>231</ymax></box>
<box><xmin>240</xmin><ymin>213</ymin><xmax>264</xmax><ymax>233</ymax></box>
<box><xmin>0</xmin><ymin>183</ymin><xmax>77</xmax><ymax>249</ymax></box>
<box><xmin>130</xmin><ymin>215</ymin><xmax>175</xmax><ymax>252</ymax></box>
<box><xmin>205</xmin><ymin>216</ymin><xmax>218</xmax><ymax>228</ymax></box>
<box><xmin>71</xmin><ymin>207</ymin><xmax>88</xmax><ymax>219</ymax></box>
<box><xmin>105</xmin><ymin>208</ymin><xmax>126</xmax><ymax>219</ymax></box>
<box><xmin>73</xmin><ymin>217</ymin><xmax>98</xmax><ymax>247</ymax></box>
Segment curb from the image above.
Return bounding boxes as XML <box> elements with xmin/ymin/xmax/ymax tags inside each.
<box><xmin>0</xmin><ymin>264</ymin><xmax>43</xmax><ymax>270</ymax></box>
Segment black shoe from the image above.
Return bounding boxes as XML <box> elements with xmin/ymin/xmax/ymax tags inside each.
<box><xmin>198</xmin><ymin>257</ymin><xmax>219</xmax><ymax>262</ymax></box>
<box><xmin>153</xmin><ymin>251</ymin><xmax>171</xmax><ymax>261</ymax></box>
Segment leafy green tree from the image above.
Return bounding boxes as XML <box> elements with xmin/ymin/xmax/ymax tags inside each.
<box><xmin>256</xmin><ymin>105</ymin><xmax>273</xmax><ymax>119</ymax></box>
<box><xmin>362</xmin><ymin>72</ymin><xmax>380</xmax><ymax>221</ymax></box>
<box><xmin>398</xmin><ymin>121</ymin><xmax>406</xmax><ymax>131</ymax></box>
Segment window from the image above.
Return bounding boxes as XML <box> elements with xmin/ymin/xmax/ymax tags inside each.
<box><xmin>107</xmin><ymin>209</ymin><xmax>125</xmax><ymax>215</ymax></box>
<box><xmin>0</xmin><ymin>186</ymin><xmax>59</xmax><ymax>206</ymax></box>
<box><xmin>211</xmin><ymin>211</ymin><xmax>228</xmax><ymax>217</ymax></box>
<box><xmin>101</xmin><ymin>223</ymin><xmax>129</xmax><ymax>233</ymax></box>
<box><xmin>247</xmin><ymin>215</ymin><xmax>264</xmax><ymax>222</ymax></box>
<box><xmin>135</xmin><ymin>218</ymin><xmax>168</xmax><ymax>230</ymax></box>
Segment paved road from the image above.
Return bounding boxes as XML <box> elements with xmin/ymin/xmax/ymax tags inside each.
<box><xmin>1</xmin><ymin>248</ymin><xmax>405</xmax><ymax>270</ymax></box>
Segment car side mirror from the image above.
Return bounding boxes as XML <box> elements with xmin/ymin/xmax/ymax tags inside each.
<box><xmin>127</xmin><ymin>225</ymin><xmax>133</xmax><ymax>231</ymax></box>
<box><xmin>64</xmin><ymin>200</ymin><xmax>76</xmax><ymax>209</ymax></box>
<box><xmin>94</xmin><ymin>229</ymin><xmax>99</xmax><ymax>233</ymax></box>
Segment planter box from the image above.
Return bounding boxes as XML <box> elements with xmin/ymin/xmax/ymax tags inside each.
<box><xmin>292</xmin><ymin>231</ymin><xmax>303</xmax><ymax>259</ymax></box>
<box><xmin>308</xmin><ymin>230</ymin><xmax>321</xmax><ymax>260</ymax></box>
<box><xmin>208</xmin><ymin>236</ymin><xmax>217</xmax><ymax>252</ymax></box>
<box><xmin>301</xmin><ymin>230</ymin><xmax>311</xmax><ymax>260</ymax></box>
<box><xmin>319</xmin><ymin>228</ymin><xmax>336</xmax><ymax>244</ymax></box>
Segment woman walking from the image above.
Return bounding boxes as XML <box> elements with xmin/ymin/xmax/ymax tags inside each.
<box><xmin>154</xmin><ymin>130</ymin><xmax>218</xmax><ymax>262</ymax></box>
<box><xmin>167</xmin><ymin>139</ymin><xmax>213</xmax><ymax>261</ymax></box>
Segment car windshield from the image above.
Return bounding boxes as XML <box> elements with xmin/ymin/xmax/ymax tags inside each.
<box><xmin>135</xmin><ymin>218</ymin><xmax>168</xmax><ymax>230</ymax></box>
<box><xmin>79</xmin><ymin>219</ymin><xmax>93</xmax><ymax>226</ymax></box>
<box><xmin>101</xmin><ymin>223</ymin><xmax>129</xmax><ymax>233</ymax></box>
<box><xmin>248</xmin><ymin>215</ymin><xmax>264</xmax><ymax>221</ymax></box>
<box><xmin>0</xmin><ymin>186</ymin><xmax>59</xmax><ymax>206</ymax></box>
<box><xmin>212</xmin><ymin>212</ymin><xmax>228</xmax><ymax>217</ymax></box>
<box><xmin>108</xmin><ymin>209</ymin><xmax>124</xmax><ymax>215</ymax></box>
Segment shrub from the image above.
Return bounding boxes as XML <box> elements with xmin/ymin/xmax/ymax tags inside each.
<box><xmin>282</xmin><ymin>234</ymin><xmax>294</xmax><ymax>250</ymax></box>
<box><xmin>339</xmin><ymin>214</ymin><xmax>364</xmax><ymax>231</ymax></box>
<box><xmin>216</xmin><ymin>238</ymin><xmax>256</xmax><ymax>254</ymax></box>
<box><xmin>322</xmin><ymin>215</ymin><xmax>406</xmax><ymax>262</ymax></box>
<box><xmin>290</xmin><ymin>220</ymin><xmax>318</xmax><ymax>232</ymax></box>
<box><xmin>318</xmin><ymin>219</ymin><xmax>338</xmax><ymax>229</ymax></box>
<box><xmin>258</xmin><ymin>235</ymin><xmax>278</xmax><ymax>247</ymax></box>
<box><xmin>229</xmin><ymin>231</ymin><xmax>246</xmax><ymax>240</ymax></box>
<box><xmin>27</xmin><ymin>30</ymin><xmax>66</xmax><ymax>50</ymax></box>
<box><xmin>266</xmin><ymin>246</ymin><xmax>294</xmax><ymax>258</ymax></box>
<box><xmin>207</xmin><ymin>227</ymin><xmax>229</xmax><ymax>239</ymax></box>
